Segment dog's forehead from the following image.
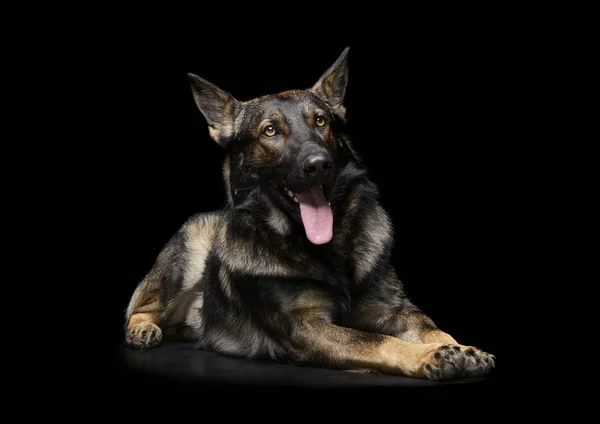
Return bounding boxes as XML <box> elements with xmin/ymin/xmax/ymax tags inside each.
<box><xmin>247</xmin><ymin>90</ymin><xmax>325</xmax><ymax>116</ymax></box>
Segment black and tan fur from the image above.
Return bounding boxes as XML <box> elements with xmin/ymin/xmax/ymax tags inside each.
<box><xmin>124</xmin><ymin>48</ymin><xmax>495</xmax><ymax>380</ymax></box>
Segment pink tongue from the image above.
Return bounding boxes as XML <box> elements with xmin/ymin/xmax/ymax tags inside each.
<box><xmin>295</xmin><ymin>185</ymin><xmax>333</xmax><ymax>245</ymax></box>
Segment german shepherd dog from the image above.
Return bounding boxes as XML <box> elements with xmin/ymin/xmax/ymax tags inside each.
<box><xmin>124</xmin><ymin>48</ymin><xmax>495</xmax><ymax>380</ymax></box>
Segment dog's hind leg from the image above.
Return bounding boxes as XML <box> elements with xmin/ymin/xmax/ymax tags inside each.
<box><xmin>124</xmin><ymin>249</ymin><xmax>176</xmax><ymax>349</ymax></box>
<box><xmin>124</xmin><ymin>212</ymin><xmax>221</xmax><ymax>348</ymax></box>
<box><xmin>125</xmin><ymin>284</ymin><xmax>163</xmax><ymax>349</ymax></box>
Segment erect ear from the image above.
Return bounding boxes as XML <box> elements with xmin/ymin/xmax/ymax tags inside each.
<box><xmin>188</xmin><ymin>73</ymin><xmax>240</xmax><ymax>147</ymax></box>
<box><xmin>310</xmin><ymin>47</ymin><xmax>349</xmax><ymax>121</ymax></box>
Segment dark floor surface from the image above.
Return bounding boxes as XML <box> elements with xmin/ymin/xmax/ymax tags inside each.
<box><xmin>114</xmin><ymin>341</ymin><xmax>501</xmax><ymax>407</ymax></box>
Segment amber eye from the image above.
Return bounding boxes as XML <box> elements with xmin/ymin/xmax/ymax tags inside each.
<box><xmin>316</xmin><ymin>115</ymin><xmax>326</xmax><ymax>127</ymax></box>
<box><xmin>263</xmin><ymin>125</ymin><xmax>277</xmax><ymax>137</ymax></box>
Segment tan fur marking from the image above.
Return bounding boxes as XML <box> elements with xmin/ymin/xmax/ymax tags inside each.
<box><xmin>132</xmin><ymin>300</ymin><xmax>160</xmax><ymax>314</ymax></box>
<box><xmin>250</xmin><ymin>140</ymin><xmax>283</xmax><ymax>166</ymax></box>
<box><xmin>127</xmin><ymin>312</ymin><xmax>160</xmax><ymax>330</ymax></box>
<box><xmin>126</xmin><ymin>290</ymin><xmax>160</xmax><ymax>323</ymax></box>
<box><xmin>219</xmin><ymin>268</ymin><xmax>234</xmax><ymax>300</ymax></box>
<box><xmin>377</xmin><ymin>337</ymin><xmax>439</xmax><ymax>376</ymax></box>
<box><xmin>294</xmin><ymin>291</ymin><xmax>332</xmax><ymax>321</ymax></box>
<box><xmin>209</xmin><ymin>125</ymin><xmax>231</xmax><ymax>142</ymax></box>
<box><xmin>266</xmin><ymin>202</ymin><xmax>291</xmax><ymax>236</ymax></box>
<box><xmin>421</xmin><ymin>330</ymin><xmax>458</xmax><ymax>345</ymax></box>
<box><xmin>182</xmin><ymin>215</ymin><xmax>219</xmax><ymax>290</ymax></box>
<box><xmin>223</xmin><ymin>154</ymin><xmax>232</xmax><ymax>203</ymax></box>
<box><xmin>311</xmin><ymin>73</ymin><xmax>347</xmax><ymax>117</ymax></box>
<box><xmin>184</xmin><ymin>293</ymin><xmax>204</xmax><ymax>334</ymax></box>
<box><xmin>294</xmin><ymin>320</ymin><xmax>443</xmax><ymax>377</ymax></box>
<box><xmin>295</xmin><ymin>292</ymin><xmax>329</xmax><ymax>310</ymax></box>
<box><xmin>341</xmin><ymin>135</ymin><xmax>354</xmax><ymax>154</ymax></box>
<box><xmin>347</xmin><ymin>191</ymin><xmax>360</xmax><ymax>217</ymax></box>
<box><xmin>301</xmin><ymin>106</ymin><xmax>337</xmax><ymax>150</ymax></box>
<box><xmin>323</xmin><ymin>81</ymin><xmax>334</xmax><ymax>102</ymax></box>
<box><xmin>352</xmin><ymin>305</ymin><xmax>394</xmax><ymax>329</ymax></box>
<box><xmin>126</xmin><ymin>310</ymin><xmax>163</xmax><ymax>348</ymax></box>
<box><xmin>324</xmin><ymin>129</ymin><xmax>337</xmax><ymax>150</ymax></box>
<box><xmin>207</xmin><ymin>94</ymin><xmax>236</xmax><ymax>143</ymax></box>
<box><xmin>354</xmin><ymin>204</ymin><xmax>392</xmax><ymax>281</ymax></box>
<box><xmin>396</xmin><ymin>329</ymin><xmax>423</xmax><ymax>344</ymax></box>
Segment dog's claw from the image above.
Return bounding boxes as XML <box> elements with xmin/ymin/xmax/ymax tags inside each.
<box><xmin>126</xmin><ymin>322</ymin><xmax>162</xmax><ymax>349</ymax></box>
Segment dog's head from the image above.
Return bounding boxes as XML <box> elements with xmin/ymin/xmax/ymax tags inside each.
<box><xmin>188</xmin><ymin>48</ymin><xmax>355</xmax><ymax>245</ymax></box>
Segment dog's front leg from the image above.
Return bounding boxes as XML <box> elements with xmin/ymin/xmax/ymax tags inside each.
<box><xmin>288</xmin><ymin>317</ymin><xmax>488</xmax><ymax>380</ymax></box>
<box><xmin>352</xmin><ymin>299</ymin><xmax>459</xmax><ymax>344</ymax></box>
<box><xmin>348</xmin><ymin>291</ymin><xmax>495</xmax><ymax>379</ymax></box>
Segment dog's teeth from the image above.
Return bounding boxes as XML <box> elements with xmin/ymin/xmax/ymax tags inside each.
<box><xmin>293</xmin><ymin>197</ymin><xmax>298</xmax><ymax>203</ymax></box>
<box><xmin>286</xmin><ymin>189</ymin><xmax>293</xmax><ymax>197</ymax></box>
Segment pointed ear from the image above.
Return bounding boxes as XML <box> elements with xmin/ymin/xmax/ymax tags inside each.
<box><xmin>188</xmin><ymin>73</ymin><xmax>239</xmax><ymax>147</ymax></box>
<box><xmin>310</xmin><ymin>47</ymin><xmax>349</xmax><ymax>120</ymax></box>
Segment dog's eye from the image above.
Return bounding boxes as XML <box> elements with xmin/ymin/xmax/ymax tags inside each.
<box><xmin>316</xmin><ymin>115</ymin><xmax>326</xmax><ymax>127</ymax></box>
<box><xmin>263</xmin><ymin>125</ymin><xmax>277</xmax><ymax>137</ymax></box>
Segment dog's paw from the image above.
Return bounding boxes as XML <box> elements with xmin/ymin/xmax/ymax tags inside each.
<box><xmin>420</xmin><ymin>344</ymin><xmax>495</xmax><ymax>380</ymax></box>
<box><xmin>460</xmin><ymin>346</ymin><xmax>496</xmax><ymax>377</ymax></box>
<box><xmin>126</xmin><ymin>322</ymin><xmax>162</xmax><ymax>349</ymax></box>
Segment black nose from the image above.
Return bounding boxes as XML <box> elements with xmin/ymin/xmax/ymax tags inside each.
<box><xmin>302</xmin><ymin>153</ymin><xmax>333</xmax><ymax>176</ymax></box>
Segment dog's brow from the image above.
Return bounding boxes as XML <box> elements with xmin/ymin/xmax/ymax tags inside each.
<box><xmin>260</xmin><ymin>113</ymin><xmax>286</xmax><ymax>125</ymax></box>
<box><xmin>300</xmin><ymin>102</ymin><xmax>324</xmax><ymax>114</ymax></box>
<box><xmin>302</xmin><ymin>106</ymin><xmax>326</xmax><ymax>123</ymax></box>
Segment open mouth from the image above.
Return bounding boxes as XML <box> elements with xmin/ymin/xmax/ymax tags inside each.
<box><xmin>279</xmin><ymin>184</ymin><xmax>299</xmax><ymax>204</ymax></box>
<box><xmin>274</xmin><ymin>182</ymin><xmax>333</xmax><ymax>245</ymax></box>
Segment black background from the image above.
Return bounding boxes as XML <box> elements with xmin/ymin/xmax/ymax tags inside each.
<box><xmin>100</xmin><ymin>13</ymin><xmax>529</xmax><ymax>396</ymax></box>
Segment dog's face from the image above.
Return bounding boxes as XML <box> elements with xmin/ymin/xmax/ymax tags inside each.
<box><xmin>188</xmin><ymin>48</ymin><xmax>351</xmax><ymax>245</ymax></box>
